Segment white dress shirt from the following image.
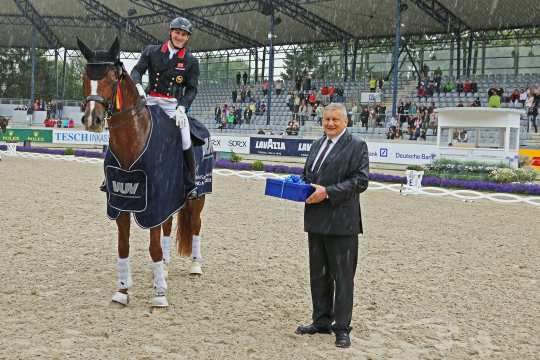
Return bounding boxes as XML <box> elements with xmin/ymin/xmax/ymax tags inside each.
<box><xmin>311</xmin><ymin>128</ymin><xmax>347</xmax><ymax>172</ymax></box>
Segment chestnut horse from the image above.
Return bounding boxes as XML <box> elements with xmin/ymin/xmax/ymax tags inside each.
<box><xmin>78</xmin><ymin>38</ymin><xmax>185</xmax><ymax>307</ymax></box>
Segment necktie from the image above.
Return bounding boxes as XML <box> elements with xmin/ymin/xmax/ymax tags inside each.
<box><xmin>312</xmin><ymin>139</ymin><xmax>333</xmax><ymax>173</ymax></box>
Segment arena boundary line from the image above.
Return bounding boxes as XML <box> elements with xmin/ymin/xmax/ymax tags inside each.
<box><xmin>2</xmin><ymin>150</ymin><xmax>539</xmax><ymax>207</ymax></box>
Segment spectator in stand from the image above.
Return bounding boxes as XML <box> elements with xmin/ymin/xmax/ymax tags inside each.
<box><xmin>311</xmin><ymin>103</ymin><xmax>319</xmax><ymax>122</ymax></box>
<box><xmin>286</xmin><ymin>119</ymin><xmax>300</xmax><ymax>135</ymax></box>
<box><xmin>377</xmin><ymin>78</ymin><xmax>384</xmax><ymax>91</ymax></box>
<box><xmin>226</xmin><ymin>111</ymin><xmax>234</xmax><ymax>128</ymax></box>
<box><xmin>360</xmin><ymin>106</ymin><xmax>369</xmax><ymax>131</ymax></box>
<box><xmin>442</xmin><ymin>79</ymin><xmax>455</xmax><ymax>96</ymax></box>
<box><xmin>488</xmin><ymin>88</ymin><xmax>501</xmax><ymax>108</ymax></box>
<box><xmin>236</xmin><ymin>72</ymin><xmax>241</xmax><ymax>86</ymax></box>
<box><xmin>242</xmin><ymin>71</ymin><xmax>248</xmax><ymax>85</ymax></box>
<box><xmin>286</xmin><ymin>91</ymin><xmax>294</xmax><ymax>111</ymax></box>
<box><xmin>248</xmin><ymin>103</ymin><xmax>255</xmax><ymax>123</ymax></box>
<box><xmin>456</xmin><ymin>81</ymin><xmax>464</xmax><ymax>96</ymax></box>
<box><xmin>471</xmin><ymin>97</ymin><xmax>481</xmax><ymax>107</ymax></box>
<box><xmin>510</xmin><ymin>88</ymin><xmax>520</xmax><ymax>107</ymax></box>
<box><xmin>527</xmin><ymin>86</ymin><xmax>539</xmax><ymax>133</ymax></box>
<box><xmin>238</xmin><ymin>86</ymin><xmax>245</xmax><ymax>103</ymax></box>
<box><xmin>232</xmin><ymin>88</ymin><xmax>238</xmax><ymax>103</ymax></box>
<box><xmin>417</xmin><ymin>84</ymin><xmax>426</xmax><ymax>101</ymax></box>
<box><xmin>262</xmin><ymin>79</ymin><xmax>269</xmax><ymax>96</ymax></box>
<box><xmin>463</xmin><ymin>79</ymin><xmax>473</xmax><ymax>95</ymax></box>
<box><xmin>235</xmin><ymin>106</ymin><xmax>243</xmax><ymax>125</ymax></box>
<box><xmin>316</xmin><ymin>103</ymin><xmax>324</xmax><ymax>125</ymax></box>
<box><xmin>351</xmin><ymin>102</ymin><xmax>359</xmax><ymax>125</ymax></box>
<box><xmin>214</xmin><ymin>104</ymin><xmax>221</xmax><ymax>123</ymax></box>
<box><xmin>320</xmin><ymin>85</ymin><xmax>330</xmax><ymax>105</ymax></box>
<box><xmin>519</xmin><ymin>88</ymin><xmax>528</xmax><ymax>107</ymax></box>
<box><xmin>295</xmin><ymin>76</ymin><xmax>302</xmax><ymax>92</ymax></box>
<box><xmin>308</xmin><ymin>91</ymin><xmax>316</xmax><ymax>106</ymax></box>
<box><xmin>457</xmin><ymin>101</ymin><xmax>464</xmax><ymax>107</ymax></box>
<box><xmin>26</xmin><ymin>104</ymin><xmax>34</xmax><ymax>125</ymax></box>
<box><xmin>275</xmin><ymin>79</ymin><xmax>284</xmax><ymax>95</ymax></box>
<box><xmin>369</xmin><ymin>78</ymin><xmax>377</xmax><ymax>92</ymax></box>
<box><xmin>302</xmin><ymin>74</ymin><xmax>311</xmax><ymax>92</ymax></box>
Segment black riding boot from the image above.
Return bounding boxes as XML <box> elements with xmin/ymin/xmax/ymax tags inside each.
<box><xmin>183</xmin><ymin>147</ymin><xmax>197</xmax><ymax>199</ymax></box>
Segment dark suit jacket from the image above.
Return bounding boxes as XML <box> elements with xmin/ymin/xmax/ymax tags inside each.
<box><xmin>303</xmin><ymin>130</ymin><xmax>369</xmax><ymax>236</ymax></box>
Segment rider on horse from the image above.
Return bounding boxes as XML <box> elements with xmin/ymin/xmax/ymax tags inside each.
<box><xmin>130</xmin><ymin>16</ymin><xmax>199</xmax><ymax>200</ymax></box>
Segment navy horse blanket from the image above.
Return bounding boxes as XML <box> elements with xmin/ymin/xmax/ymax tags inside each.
<box><xmin>104</xmin><ymin>105</ymin><xmax>210</xmax><ymax>228</ymax></box>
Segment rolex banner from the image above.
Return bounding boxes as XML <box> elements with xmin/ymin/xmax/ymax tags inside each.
<box><xmin>0</xmin><ymin>128</ymin><xmax>53</xmax><ymax>143</ymax></box>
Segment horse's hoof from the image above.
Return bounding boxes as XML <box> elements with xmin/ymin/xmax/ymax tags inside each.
<box><xmin>112</xmin><ymin>291</ymin><xmax>129</xmax><ymax>305</ymax></box>
<box><xmin>151</xmin><ymin>295</ymin><xmax>169</xmax><ymax>308</ymax></box>
<box><xmin>189</xmin><ymin>260</ymin><xmax>202</xmax><ymax>275</ymax></box>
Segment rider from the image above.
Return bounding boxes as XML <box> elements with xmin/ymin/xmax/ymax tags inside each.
<box><xmin>130</xmin><ymin>16</ymin><xmax>199</xmax><ymax>199</ymax></box>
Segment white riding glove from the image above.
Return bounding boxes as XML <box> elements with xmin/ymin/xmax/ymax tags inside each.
<box><xmin>136</xmin><ymin>84</ymin><xmax>146</xmax><ymax>99</ymax></box>
<box><xmin>175</xmin><ymin>105</ymin><xmax>189</xmax><ymax>128</ymax></box>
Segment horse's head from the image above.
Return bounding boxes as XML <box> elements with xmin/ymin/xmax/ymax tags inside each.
<box><xmin>0</xmin><ymin>116</ymin><xmax>8</xmax><ymax>134</ymax></box>
<box><xmin>78</xmin><ymin>37</ymin><xmax>123</xmax><ymax>132</ymax></box>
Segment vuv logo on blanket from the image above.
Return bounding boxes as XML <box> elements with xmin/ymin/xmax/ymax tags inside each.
<box><xmin>112</xmin><ymin>181</ymin><xmax>140</xmax><ymax>195</ymax></box>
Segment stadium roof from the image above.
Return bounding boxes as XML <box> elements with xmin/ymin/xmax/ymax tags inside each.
<box><xmin>0</xmin><ymin>0</ymin><xmax>539</xmax><ymax>54</ymax></box>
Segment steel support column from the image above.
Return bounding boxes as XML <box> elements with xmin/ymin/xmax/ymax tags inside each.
<box><xmin>30</xmin><ymin>26</ymin><xmax>36</xmax><ymax>111</ymax></box>
<box><xmin>351</xmin><ymin>39</ymin><xmax>358</xmax><ymax>81</ymax></box>
<box><xmin>391</xmin><ymin>0</ymin><xmax>402</xmax><ymax>118</ymax></box>
<box><xmin>266</xmin><ymin>10</ymin><xmax>275</xmax><ymax>126</ymax></box>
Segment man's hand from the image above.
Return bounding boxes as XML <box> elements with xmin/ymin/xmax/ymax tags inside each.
<box><xmin>176</xmin><ymin>105</ymin><xmax>189</xmax><ymax>128</ymax></box>
<box><xmin>135</xmin><ymin>84</ymin><xmax>146</xmax><ymax>99</ymax></box>
<box><xmin>306</xmin><ymin>184</ymin><xmax>328</xmax><ymax>204</ymax></box>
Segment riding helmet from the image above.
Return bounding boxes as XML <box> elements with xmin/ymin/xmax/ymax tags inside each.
<box><xmin>169</xmin><ymin>17</ymin><xmax>193</xmax><ymax>34</ymax></box>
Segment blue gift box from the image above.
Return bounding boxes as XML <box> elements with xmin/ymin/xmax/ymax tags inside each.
<box><xmin>265</xmin><ymin>178</ymin><xmax>315</xmax><ymax>202</ymax></box>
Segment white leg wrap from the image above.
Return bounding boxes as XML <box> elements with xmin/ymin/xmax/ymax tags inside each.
<box><xmin>180</xmin><ymin>126</ymin><xmax>191</xmax><ymax>150</ymax></box>
<box><xmin>117</xmin><ymin>257</ymin><xmax>132</xmax><ymax>290</ymax></box>
<box><xmin>161</xmin><ymin>236</ymin><xmax>171</xmax><ymax>264</ymax></box>
<box><xmin>152</xmin><ymin>260</ymin><xmax>167</xmax><ymax>294</ymax></box>
<box><xmin>192</xmin><ymin>235</ymin><xmax>202</xmax><ymax>261</ymax></box>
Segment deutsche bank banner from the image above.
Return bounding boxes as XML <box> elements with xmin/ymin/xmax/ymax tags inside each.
<box><xmin>210</xmin><ymin>135</ymin><xmax>250</xmax><ymax>154</ymax></box>
<box><xmin>250</xmin><ymin>137</ymin><xmax>314</xmax><ymax>157</ymax></box>
<box><xmin>360</xmin><ymin>92</ymin><xmax>382</xmax><ymax>103</ymax></box>
<box><xmin>367</xmin><ymin>142</ymin><xmax>438</xmax><ymax>165</ymax></box>
<box><xmin>53</xmin><ymin>129</ymin><xmax>109</xmax><ymax>145</ymax></box>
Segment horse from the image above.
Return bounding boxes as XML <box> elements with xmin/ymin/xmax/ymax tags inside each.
<box><xmin>78</xmin><ymin>37</ymin><xmax>195</xmax><ymax>308</ymax></box>
<box><xmin>0</xmin><ymin>116</ymin><xmax>8</xmax><ymax>133</ymax></box>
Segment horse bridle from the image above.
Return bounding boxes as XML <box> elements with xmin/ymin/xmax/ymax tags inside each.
<box><xmin>85</xmin><ymin>61</ymin><xmax>145</xmax><ymax>125</ymax></box>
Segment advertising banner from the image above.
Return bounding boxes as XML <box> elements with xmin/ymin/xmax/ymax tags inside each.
<box><xmin>366</xmin><ymin>142</ymin><xmax>438</xmax><ymax>165</ymax></box>
<box><xmin>360</xmin><ymin>92</ymin><xmax>382</xmax><ymax>103</ymax></box>
<box><xmin>0</xmin><ymin>128</ymin><xmax>52</xmax><ymax>143</ymax></box>
<box><xmin>53</xmin><ymin>129</ymin><xmax>109</xmax><ymax>145</ymax></box>
<box><xmin>210</xmin><ymin>135</ymin><xmax>250</xmax><ymax>154</ymax></box>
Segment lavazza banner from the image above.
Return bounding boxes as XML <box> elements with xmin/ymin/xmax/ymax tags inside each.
<box><xmin>210</xmin><ymin>135</ymin><xmax>250</xmax><ymax>154</ymax></box>
<box><xmin>53</xmin><ymin>129</ymin><xmax>109</xmax><ymax>145</ymax></box>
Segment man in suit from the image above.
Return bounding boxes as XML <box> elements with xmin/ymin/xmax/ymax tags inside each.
<box><xmin>296</xmin><ymin>102</ymin><xmax>369</xmax><ymax>348</ymax></box>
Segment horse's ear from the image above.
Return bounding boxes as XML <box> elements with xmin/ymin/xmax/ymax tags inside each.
<box><xmin>77</xmin><ymin>37</ymin><xmax>94</xmax><ymax>60</ymax></box>
<box><xmin>109</xmin><ymin>37</ymin><xmax>120</xmax><ymax>60</ymax></box>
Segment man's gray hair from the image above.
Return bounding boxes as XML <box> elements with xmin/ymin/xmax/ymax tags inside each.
<box><xmin>324</xmin><ymin>103</ymin><xmax>348</xmax><ymax>119</ymax></box>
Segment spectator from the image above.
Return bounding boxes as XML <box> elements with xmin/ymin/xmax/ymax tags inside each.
<box><xmin>471</xmin><ymin>97</ymin><xmax>481</xmax><ymax>107</ymax></box>
<box><xmin>442</xmin><ymin>79</ymin><xmax>455</xmax><ymax>95</ymax></box>
<box><xmin>369</xmin><ymin>78</ymin><xmax>377</xmax><ymax>92</ymax></box>
<box><xmin>510</xmin><ymin>88</ymin><xmax>520</xmax><ymax>107</ymax></box>
<box><xmin>457</xmin><ymin>101</ymin><xmax>464</xmax><ymax>107</ymax></box>
<box><xmin>519</xmin><ymin>88</ymin><xmax>528</xmax><ymax>107</ymax></box>
<box><xmin>262</xmin><ymin>79</ymin><xmax>269</xmax><ymax>96</ymax></box>
<box><xmin>302</xmin><ymin>75</ymin><xmax>311</xmax><ymax>92</ymax></box>
<box><xmin>214</xmin><ymin>104</ymin><xmax>221</xmax><ymax>123</ymax></box>
<box><xmin>377</xmin><ymin>78</ymin><xmax>384</xmax><ymax>91</ymax></box>
<box><xmin>463</xmin><ymin>79</ymin><xmax>472</xmax><ymax>95</ymax></box>
<box><xmin>458</xmin><ymin>129</ymin><xmax>468</xmax><ymax>143</ymax></box>
<box><xmin>456</xmin><ymin>81</ymin><xmax>464</xmax><ymax>96</ymax></box>
<box><xmin>286</xmin><ymin>119</ymin><xmax>299</xmax><ymax>136</ymax></box>
<box><xmin>227</xmin><ymin>110</ymin><xmax>235</xmax><ymax>128</ymax></box>
<box><xmin>236</xmin><ymin>72</ymin><xmax>241</xmax><ymax>86</ymax></box>
<box><xmin>360</xmin><ymin>106</ymin><xmax>369</xmax><ymax>131</ymax></box>
<box><xmin>527</xmin><ymin>104</ymin><xmax>538</xmax><ymax>133</ymax></box>
<box><xmin>316</xmin><ymin>103</ymin><xmax>324</xmax><ymax>125</ymax></box>
<box><xmin>275</xmin><ymin>79</ymin><xmax>283</xmax><ymax>95</ymax></box>
<box><xmin>232</xmin><ymin>88</ymin><xmax>238</xmax><ymax>103</ymax></box>
<box><xmin>242</xmin><ymin>71</ymin><xmax>248</xmax><ymax>85</ymax></box>
<box><xmin>240</xmin><ymin>86</ymin><xmax>246</xmax><ymax>103</ymax></box>
<box><xmin>488</xmin><ymin>88</ymin><xmax>501</xmax><ymax>108</ymax></box>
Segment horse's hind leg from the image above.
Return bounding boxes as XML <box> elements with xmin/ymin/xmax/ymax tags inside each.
<box><xmin>189</xmin><ymin>196</ymin><xmax>205</xmax><ymax>275</ymax></box>
<box><xmin>112</xmin><ymin>212</ymin><xmax>132</xmax><ymax>306</ymax></box>
<box><xmin>149</xmin><ymin>226</ymin><xmax>168</xmax><ymax>307</ymax></box>
<box><xmin>160</xmin><ymin>217</ymin><xmax>173</xmax><ymax>265</ymax></box>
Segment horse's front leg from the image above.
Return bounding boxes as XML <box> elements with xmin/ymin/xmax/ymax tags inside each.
<box><xmin>149</xmin><ymin>225</ymin><xmax>168</xmax><ymax>307</ymax></box>
<box><xmin>112</xmin><ymin>212</ymin><xmax>132</xmax><ymax>306</ymax></box>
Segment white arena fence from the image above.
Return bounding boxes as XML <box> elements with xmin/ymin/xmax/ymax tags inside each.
<box><xmin>1</xmin><ymin>150</ymin><xmax>539</xmax><ymax>207</ymax></box>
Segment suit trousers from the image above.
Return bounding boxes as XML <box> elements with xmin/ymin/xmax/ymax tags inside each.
<box><xmin>308</xmin><ymin>233</ymin><xmax>358</xmax><ymax>332</ymax></box>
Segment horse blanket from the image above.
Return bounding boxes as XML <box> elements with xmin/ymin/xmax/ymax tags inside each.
<box><xmin>191</xmin><ymin>119</ymin><xmax>214</xmax><ymax>197</ymax></box>
<box><xmin>104</xmin><ymin>105</ymin><xmax>208</xmax><ymax>228</ymax></box>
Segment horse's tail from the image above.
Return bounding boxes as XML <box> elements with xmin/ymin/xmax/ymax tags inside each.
<box><xmin>176</xmin><ymin>207</ymin><xmax>193</xmax><ymax>257</ymax></box>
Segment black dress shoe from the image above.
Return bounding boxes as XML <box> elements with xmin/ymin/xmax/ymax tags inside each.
<box><xmin>335</xmin><ymin>331</ymin><xmax>351</xmax><ymax>348</ymax></box>
<box><xmin>295</xmin><ymin>324</ymin><xmax>332</xmax><ymax>335</ymax></box>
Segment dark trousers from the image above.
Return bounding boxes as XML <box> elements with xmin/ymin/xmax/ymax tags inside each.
<box><xmin>308</xmin><ymin>233</ymin><xmax>358</xmax><ymax>332</ymax></box>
